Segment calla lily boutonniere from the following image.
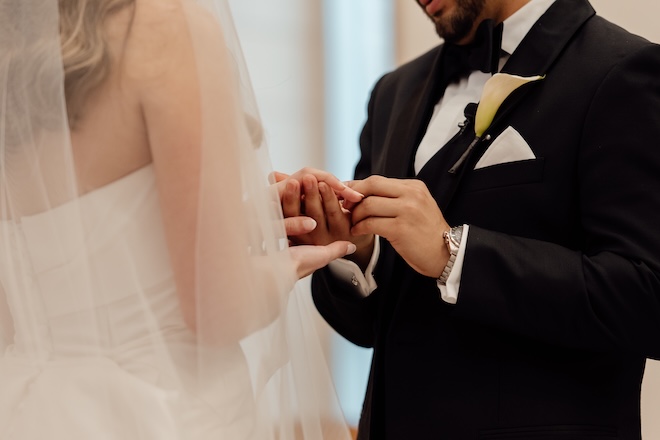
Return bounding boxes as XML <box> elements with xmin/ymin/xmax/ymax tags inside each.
<box><xmin>449</xmin><ymin>72</ymin><xmax>545</xmax><ymax>173</ymax></box>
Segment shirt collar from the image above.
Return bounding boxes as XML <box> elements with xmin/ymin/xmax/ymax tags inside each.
<box><xmin>501</xmin><ymin>0</ymin><xmax>556</xmax><ymax>55</ymax></box>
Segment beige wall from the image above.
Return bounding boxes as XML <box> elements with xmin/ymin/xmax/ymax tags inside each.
<box><xmin>229</xmin><ymin>0</ymin><xmax>325</xmax><ymax>174</ymax></box>
<box><xmin>642</xmin><ymin>362</ymin><xmax>660</xmax><ymax>437</ymax></box>
<box><xmin>590</xmin><ymin>0</ymin><xmax>660</xmax><ymax>43</ymax></box>
<box><xmin>396</xmin><ymin>1</ymin><xmax>660</xmax><ymax>437</ymax></box>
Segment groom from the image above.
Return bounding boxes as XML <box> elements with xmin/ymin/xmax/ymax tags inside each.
<box><xmin>282</xmin><ymin>0</ymin><xmax>660</xmax><ymax>438</ymax></box>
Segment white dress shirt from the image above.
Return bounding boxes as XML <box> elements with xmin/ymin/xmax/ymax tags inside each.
<box><xmin>329</xmin><ymin>0</ymin><xmax>556</xmax><ymax>303</ymax></box>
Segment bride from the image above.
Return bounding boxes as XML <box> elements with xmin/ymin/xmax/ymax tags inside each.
<box><xmin>0</xmin><ymin>0</ymin><xmax>358</xmax><ymax>438</ymax></box>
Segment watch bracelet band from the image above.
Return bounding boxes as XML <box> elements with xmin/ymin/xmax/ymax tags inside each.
<box><xmin>437</xmin><ymin>225</ymin><xmax>463</xmax><ymax>286</ymax></box>
<box><xmin>437</xmin><ymin>253</ymin><xmax>456</xmax><ymax>285</ymax></box>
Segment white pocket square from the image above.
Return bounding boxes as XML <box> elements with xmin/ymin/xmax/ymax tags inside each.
<box><xmin>474</xmin><ymin>126</ymin><xmax>536</xmax><ymax>170</ymax></box>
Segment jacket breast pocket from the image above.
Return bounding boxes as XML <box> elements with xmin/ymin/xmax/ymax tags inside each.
<box><xmin>479</xmin><ymin>425</ymin><xmax>618</xmax><ymax>439</ymax></box>
<box><xmin>462</xmin><ymin>158</ymin><xmax>545</xmax><ymax>193</ymax></box>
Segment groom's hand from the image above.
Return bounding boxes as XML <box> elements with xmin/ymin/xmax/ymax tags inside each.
<box><xmin>273</xmin><ymin>168</ymin><xmax>363</xmax><ymax>204</ymax></box>
<box><xmin>348</xmin><ymin>175</ymin><xmax>450</xmax><ymax>278</ymax></box>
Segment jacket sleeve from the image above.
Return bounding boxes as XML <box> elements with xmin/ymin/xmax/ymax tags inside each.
<box><xmin>453</xmin><ymin>44</ymin><xmax>660</xmax><ymax>359</ymax></box>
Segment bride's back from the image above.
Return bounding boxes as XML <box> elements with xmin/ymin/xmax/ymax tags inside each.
<box><xmin>67</xmin><ymin>0</ymin><xmax>199</xmax><ymax>196</ymax></box>
<box><xmin>62</xmin><ymin>0</ymin><xmax>272</xmax><ymax>337</ymax></box>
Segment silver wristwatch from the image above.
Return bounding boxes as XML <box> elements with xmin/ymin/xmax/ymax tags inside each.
<box><xmin>437</xmin><ymin>225</ymin><xmax>463</xmax><ymax>286</ymax></box>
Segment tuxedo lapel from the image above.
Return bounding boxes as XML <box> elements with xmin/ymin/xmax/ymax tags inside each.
<box><xmin>384</xmin><ymin>0</ymin><xmax>596</xmax><ymax>207</ymax></box>
<box><xmin>485</xmin><ymin>0</ymin><xmax>596</xmax><ymax>135</ymax></box>
<box><xmin>416</xmin><ymin>124</ymin><xmax>477</xmax><ymax>210</ymax></box>
<box><xmin>417</xmin><ymin>0</ymin><xmax>597</xmax><ymax>212</ymax></box>
<box><xmin>502</xmin><ymin>0</ymin><xmax>595</xmax><ymax>77</ymax></box>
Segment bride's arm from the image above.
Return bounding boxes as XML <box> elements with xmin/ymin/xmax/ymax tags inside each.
<box><xmin>126</xmin><ymin>0</ymin><xmax>206</xmax><ymax>333</ymax></box>
<box><xmin>131</xmin><ymin>1</ymin><xmax>276</xmax><ymax>342</ymax></box>
<box><xmin>125</xmin><ymin>0</ymin><xmax>352</xmax><ymax>343</ymax></box>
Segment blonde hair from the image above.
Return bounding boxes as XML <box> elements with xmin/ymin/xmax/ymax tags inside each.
<box><xmin>59</xmin><ymin>0</ymin><xmax>135</xmax><ymax>126</ymax></box>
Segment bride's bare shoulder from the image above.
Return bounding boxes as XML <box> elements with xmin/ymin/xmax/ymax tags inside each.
<box><xmin>121</xmin><ymin>0</ymin><xmax>224</xmax><ymax>80</ymax></box>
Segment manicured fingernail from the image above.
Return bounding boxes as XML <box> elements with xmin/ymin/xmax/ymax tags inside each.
<box><xmin>303</xmin><ymin>218</ymin><xmax>317</xmax><ymax>231</ymax></box>
<box><xmin>346</xmin><ymin>243</ymin><xmax>357</xmax><ymax>255</ymax></box>
<box><xmin>342</xmin><ymin>183</ymin><xmax>363</xmax><ymax>198</ymax></box>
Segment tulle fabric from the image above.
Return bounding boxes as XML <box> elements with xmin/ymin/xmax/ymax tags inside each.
<box><xmin>0</xmin><ymin>0</ymin><xmax>350</xmax><ymax>438</ymax></box>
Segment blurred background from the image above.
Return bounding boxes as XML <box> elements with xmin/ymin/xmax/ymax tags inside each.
<box><xmin>228</xmin><ymin>0</ymin><xmax>660</xmax><ymax>435</ymax></box>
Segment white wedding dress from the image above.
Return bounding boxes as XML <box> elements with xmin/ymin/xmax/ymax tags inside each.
<box><xmin>0</xmin><ymin>2</ymin><xmax>352</xmax><ymax>438</ymax></box>
<box><xmin>0</xmin><ymin>165</ymin><xmax>256</xmax><ymax>439</ymax></box>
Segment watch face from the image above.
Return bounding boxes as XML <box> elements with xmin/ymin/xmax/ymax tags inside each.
<box><xmin>450</xmin><ymin>226</ymin><xmax>463</xmax><ymax>245</ymax></box>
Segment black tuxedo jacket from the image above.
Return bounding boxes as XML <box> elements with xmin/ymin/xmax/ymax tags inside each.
<box><xmin>312</xmin><ymin>0</ymin><xmax>660</xmax><ymax>439</ymax></box>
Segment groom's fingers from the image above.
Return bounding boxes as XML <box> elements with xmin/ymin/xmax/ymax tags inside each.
<box><xmin>319</xmin><ymin>182</ymin><xmax>347</xmax><ymax>231</ymax></box>
<box><xmin>273</xmin><ymin>172</ymin><xmax>291</xmax><ymax>198</ymax></box>
<box><xmin>281</xmin><ymin>179</ymin><xmax>302</xmax><ymax>219</ymax></box>
<box><xmin>347</xmin><ymin>175</ymin><xmax>410</xmax><ymax>199</ymax></box>
<box><xmin>290</xmin><ymin>168</ymin><xmax>364</xmax><ymax>203</ymax></box>
<box><xmin>351</xmin><ymin>195</ymin><xmax>401</xmax><ymax>225</ymax></box>
<box><xmin>351</xmin><ymin>216</ymin><xmax>393</xmax><ymax>239</ymax></box>
<box><xmin>302</xmin><ymin>175</ymin><xmax>326</xmax><ymax>230</ymax></box>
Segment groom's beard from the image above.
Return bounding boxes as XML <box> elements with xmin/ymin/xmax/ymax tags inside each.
<box><xmin>422</xmin><ymin>0</ymin><xmax>486</xmax><ymax>43</ymax></box>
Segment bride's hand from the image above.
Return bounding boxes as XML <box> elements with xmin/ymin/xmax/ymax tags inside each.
<box><xmin>290</xmin><ymin>242</ymin><xmax>356</xmax><ymax>279</ymax></box>
<box><xmin>284</xmin><ymin>215</ymin><xmax>355</xmax><ymax>279</ymax></box>
<box><xmin>284</xmin><ymin>216</ymin><xmax>319</xmax><ymax>237</ymax></box>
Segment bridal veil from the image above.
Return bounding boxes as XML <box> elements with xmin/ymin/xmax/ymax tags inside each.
<box><xmin>0</xmin><ymin>0</ymin><xmax>350</xmax><ymax>438</ymax></box>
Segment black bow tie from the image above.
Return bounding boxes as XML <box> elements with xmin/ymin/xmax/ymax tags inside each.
<box><xmin>441</xmin><ymin>19</ymin><xmax>504</xmax><ymax>82</ymax></box>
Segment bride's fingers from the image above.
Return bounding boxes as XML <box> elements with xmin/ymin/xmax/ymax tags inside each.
<box><xmin>271</xmin><ymin>171</ymin><xmax>289</xmax><ymax>183</ymax></box>
<box><xmin>291</xmin><ymin>241</ymin><xmax>357</xmax><ymax>279</ymax></box>
<box><xmin>322</xmin><ymin>240</ymin><xmax>357</xmax><ymax>261</ymax></box>
<box><xmin>337</xmin><ymin>186</ymin><xmax>365</xmax><ymax>204</ymax></box>
<box><xmin>284</xmin><ymin>216</ymin><xmax>317</xmax><ymax>236</ymax></box>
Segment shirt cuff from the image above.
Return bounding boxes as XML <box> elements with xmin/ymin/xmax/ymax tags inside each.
<box><xmin>327</xmin><ymin>237</ymin><xmax>380</xmax><ymax>297</ymax></box>
<box><xmin>437</xmin><ymin>224</ymin><xmax>470</xmax><ymax>304</ymax></box>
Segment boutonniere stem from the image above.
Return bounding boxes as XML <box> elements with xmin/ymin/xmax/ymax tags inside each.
<box><xmin>448</xmin><ymin>73</ymin><xmax>545</xmax><ymax>174</ymax></box>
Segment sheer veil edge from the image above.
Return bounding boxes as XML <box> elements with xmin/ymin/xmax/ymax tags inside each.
<box><xmin>0</xmin><ymin>0</ymin><xmax>350</xmax><ymax>438</ymax></box>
